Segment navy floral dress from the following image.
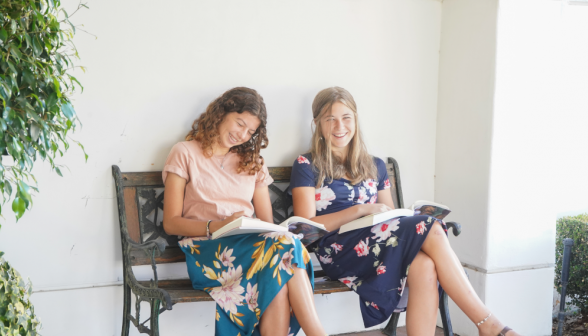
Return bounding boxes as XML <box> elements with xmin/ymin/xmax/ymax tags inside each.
<box><xmin>289</xmin><ymin>154</ymin><xmax>447</xmax><ymax>328</ymax></box>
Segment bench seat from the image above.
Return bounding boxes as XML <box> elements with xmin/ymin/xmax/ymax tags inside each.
<box><xmin>137</xmin><ymin>276</ymin><xmax>351</xmax><ymax>305</ymax></box>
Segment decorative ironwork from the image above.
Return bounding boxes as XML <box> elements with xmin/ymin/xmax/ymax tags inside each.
<box><xmin>137</xmin><ymin>187</ymin><xmax>177</xmax><ymax>248</ymax></box>
<box><xmin>268</xmin><ymin>182</ymin><xmax>293</xmax><ymax>223</ymax></box>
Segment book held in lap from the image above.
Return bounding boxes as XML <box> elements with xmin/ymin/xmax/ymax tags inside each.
<box><xmin>212</xmin><ymin>200</ymin><xmax>450</xmax><ymax>247</ymax></box>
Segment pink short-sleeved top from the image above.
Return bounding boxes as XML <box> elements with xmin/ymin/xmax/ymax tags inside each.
<box><xmin>162</xmin><ymin>141</ymin><xmax>273</xmax><ymax>222</ymax></box>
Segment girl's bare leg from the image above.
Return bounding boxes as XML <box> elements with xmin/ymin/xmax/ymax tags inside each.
<box><xmin>287</xmin><ymin>266</ymin><xmax>327</xmax><ymax>336</ymax></box>
<box><xmin>406</xmin><ymin>251</ymin><xmax>439</xmax><ymax>335</ymax></box>
<box><xmin>259</xmin><ymin>266</ymin><xmax>326</xmax><ymax>336</ymax></box>
<box><xmin>421</xmin><ymin>221</ymin><xmax>521</xmax><ymax>336</ymax></box>
<box><xmin>259</xmin><ymin>285</ymin><xmax>290</xmax><ymax>336</ymax></box>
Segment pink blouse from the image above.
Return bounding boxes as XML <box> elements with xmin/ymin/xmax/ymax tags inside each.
<box><xmin>162</xmin><ymin>141</ymin><xmax>273</xmax><ymax>222</ymax></box>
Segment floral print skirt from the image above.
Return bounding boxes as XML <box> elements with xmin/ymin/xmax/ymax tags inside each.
<box><xmin>179</xmin><ymin>232</ymin><xmax>313</xmax><ymax>336</ymax></box>
<box><xmin>315</xmin><ymin>215</ymin><xmax>447</xmax><ymax>328</ymax></box>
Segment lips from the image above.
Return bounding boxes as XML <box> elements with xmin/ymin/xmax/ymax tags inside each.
<box><xmin>228</xmin><ymin>133</ymin><xmax>240</xmax><ymax>144</ymax></box>
<box><xmin>333</xmin><ymin>132</ymin><xmax>348</xmax><ymax>139</ymax></box>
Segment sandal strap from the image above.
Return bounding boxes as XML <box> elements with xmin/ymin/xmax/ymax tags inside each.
<box><xmin>498</xmin><ymin>326</ymin><xmax>512</xmax><ymax>336</ymax></box>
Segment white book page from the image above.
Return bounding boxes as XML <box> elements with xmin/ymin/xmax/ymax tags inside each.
<box><xmin>212</xmin><ymin>216</ymin><xmax>284</xmax><ymax>239</ymax></box>
<box><xmin>339</xmin><ymin>208</ymin><xmax>413</xmax><ymax>234</ymax></box>
<box><xmin>279</xmin><ymin>216</ymin><xmax>326</xmax><ymax>231</ymax></box>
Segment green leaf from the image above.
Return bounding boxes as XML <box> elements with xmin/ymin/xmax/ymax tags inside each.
<box><xmin>0</xmin><ymin>28</ymin><xmax>7</xmax><ymax>42</ymax></box>
<box><xmin>4</xmin><ymin>181</ymin><xmax>12</xmax><ymax>197</ymax></box>
<box><xmin>12</xmin><ymin>197</ymin><xmax>25</xmax><ymax>220</ymax></box>
<box><xmin>61</xmin><ymin>102</ymin><xmax>75</xmax><ymax>120</ymax></box>
<box><xmin>54</xmin><ymin>166</ymin><xmax>62</xmax><ymax>177</ymax></box>
<box><xmin>52</xmin><ymin>78</ymin><xmax>61</xmax><ymax>98</ymax></box>
<box><xmin>6</xmin><ymin>61</ymin><xmax>17</xmax><ymax>76</ymax></box>
<box><xmin>32</xmin><ymin>37</ymin><xmax>42</xmax><ymax>57</ymax></box>
<box><xmin>9</xmin><ymin>45</ymin><xmax>21</xmax><ymax>61</ymax></box>
<box><xmin>77</xmin><ymin>142</ymin><xmax>88</xmax><ymax>162</ymax></box>
<box><xmin>46</xmin><ymin>92</ymin><xmax>58</xmax><ymax>108</ymax></box>
<box><xmin>0</xmin><ymin>81</ymin><xmax>12</xmax><ymax>101</ymax></box>
<box><xmin>18</xmin><ymin>181</ymin><xmax>32</xmax><ymax>209</ymax></box>
<box><xmin>23</xmin><ymin>69</ymin><xmax>34</xmax><ymax>86</ymax></box>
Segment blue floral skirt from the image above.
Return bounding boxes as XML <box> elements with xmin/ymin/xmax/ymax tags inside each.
<box><xmin>314</xmin><ymin>215</ymin><xmax>446</xmax><ymax>328</ymax></box>
<box><xmin>179</xmin><ymin>232</ymin><xmax>313</xmax><ymax>336</ymax></box>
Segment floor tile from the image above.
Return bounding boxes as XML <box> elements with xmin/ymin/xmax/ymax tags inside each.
<box><xmin>334</xmin><ymin>326</ymin><xmax>446</xmax><ymax>336</ymax></box>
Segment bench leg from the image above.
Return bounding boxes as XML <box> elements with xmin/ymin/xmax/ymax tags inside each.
<box><xmin>382</xmin><ymin>312</ymin><xmax>400</xmax><ymax>336</ymax></box>
<box><xmin>150</xmin><ymin>298</ymin><xmax>161</xmax><ymax>336</ymax></box>
<box><xmin>121</xmin><ymin>283</ymin><xmax>131</xmax><ymax>336</ymax></box>
<box><xmin>439</xmin><ymin>290</ymin><xmax>453</xmax><ymax>336</ymax></box>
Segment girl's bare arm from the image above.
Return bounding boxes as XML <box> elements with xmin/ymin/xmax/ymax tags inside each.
<box><xmin>162</xmin><ymin>173</ymin><xmax>244</xmax><ymax>236</ymax></box>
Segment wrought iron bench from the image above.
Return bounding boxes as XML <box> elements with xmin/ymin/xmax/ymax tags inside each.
<box><xmin>112</xmin><ymin>157</ymin><xmax>462</xmax><ymax>336</ymax></box>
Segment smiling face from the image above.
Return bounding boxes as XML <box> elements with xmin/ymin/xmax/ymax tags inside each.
<box><xmin>215</xmin><ymin>111</ymin><xmax>261</xmax><ymax>153</ymax></box>
<box><xmin>319</xmin><ymin>102</ymin><xmax>356</xmax><ymax>157</ymax></box>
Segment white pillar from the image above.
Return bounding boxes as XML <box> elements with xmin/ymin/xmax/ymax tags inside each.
<box><xmin>436</xmin><ymin>0</ymin><xmax>588</xmax><ymax>335</ymax></box>
<box><xmin>435</xmin><ymin>0</ymin><xmax>498</xmax><ymax>334</ymax></box>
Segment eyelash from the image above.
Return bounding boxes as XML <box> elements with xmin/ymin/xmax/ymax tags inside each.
<box><xmin>237</xmin><ymin>122</ymin><xmax>256</xmax><ymax>136</ymax></box>
<box><xmin>326</xmin><ymin>117</ymin><xmax>351</xmax><ymax>122</ymax></box>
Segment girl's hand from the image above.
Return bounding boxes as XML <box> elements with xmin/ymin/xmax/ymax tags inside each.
<box><xmin>359</xmin><ymin>204</ymin><xmax>393</xmax><ymax>217</ymax></box>
<box><xmin>210</xmin><ymin>211</ymin><xmax>246</xmax><ymax>233</ymax></box>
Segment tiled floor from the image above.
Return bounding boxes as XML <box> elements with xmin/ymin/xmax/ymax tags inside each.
<box><xmin>335</xmin><ymin>326</ymin><xmax>446</xmax><ymax>336</ymax></box>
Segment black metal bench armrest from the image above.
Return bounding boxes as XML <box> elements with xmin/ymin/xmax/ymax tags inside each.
<box><xmin>126</xmin><ymin>239</ymin><xmax>167</xmax><ymax>283</ymax></box>
<box><xmin>123</xmin><ymin>239</ymin><xmax>172</xmax><ymax>310</ymax></box>
<box><xmin>126</xmin><ymin>279</ymin><xmax>174</xmax><ymax>311</ymax></box>
<box><xmin>446</xmin><ymin>221</ymin><xmax>461</xmax><ymax>237</ymax></box>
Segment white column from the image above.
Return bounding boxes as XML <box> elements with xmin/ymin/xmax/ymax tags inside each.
<box><xmin>435</xmin><ymin>0</ymin><xmax>498</xmax><ymax>333</ymax></box>
<box><xmin>436</xmin><ymin>0</ymin><xmax>588</xmax><ymax>335</ymax></box>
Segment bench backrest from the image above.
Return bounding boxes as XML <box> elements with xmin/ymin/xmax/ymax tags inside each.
<box><xmin>112</xmin><ymin>158</ymin><xmax>403</xmax><ymax>266</ymax></box>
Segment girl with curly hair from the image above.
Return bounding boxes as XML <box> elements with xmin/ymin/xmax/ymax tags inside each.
<box><xmin>289</xmin><ymin>87</ymin><xmax>520</xmax><ymax>336</ymax></box>
<box><xmin>163</xmin><ymin>87</ymin><xmax>326</xmax><ymax>336</ymax></box>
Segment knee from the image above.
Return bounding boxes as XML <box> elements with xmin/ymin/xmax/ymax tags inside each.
<box><xmin>414</xmin><ymin>252</ymin><xmax>436</xmax><ymax>272</ymax></box>
<box><xmin>429</xmin><ymin>220</ymin><xmax>446</xmax><ymax>237</ymax></box>
<box><xmin>410</xmin><ymin>252</ymin><xmax>437</xmax><ymax>282</ymax></box>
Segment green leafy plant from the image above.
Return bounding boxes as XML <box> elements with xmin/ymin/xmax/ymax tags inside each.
<box><xmin>0</xmin><ymin>0</ymin><xmax>88</xmax><ymax>223</ymax></box>
<box><xmin>0</xmin><ymin>251</ymin><xmax>41</xmax><ymax>336</ymax></box>
<box><xmin>555</xmin><ymin>213</ymin><xmax>588</xmax><ymax>314</ymax></box>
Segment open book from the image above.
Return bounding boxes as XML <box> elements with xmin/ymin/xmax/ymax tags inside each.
<box><xmin>411</xmin><ymin>200</ymin><xmax>451</xmax><ymax>220</ymax></box>
<box><xmin>213</xmin><ymin>200</ymin><xmax>450</xmax><ymax>246</ymax></box>
<box><xmin>338</xmin><ymin>200</ymin><xmax>451</xmax><ymax>234</ymax></box>
<box><xmin>212</xmin><ymin>216</ymin><xmax>326</xmax><ymax>241</ymax></box>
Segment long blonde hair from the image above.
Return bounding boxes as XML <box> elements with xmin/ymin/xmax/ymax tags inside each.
<box><xmin>310</xmin><ymin>87</ymin><xmax>377</xmax><ymax>187</ymax></box>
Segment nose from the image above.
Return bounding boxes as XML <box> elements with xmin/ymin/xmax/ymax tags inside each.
<box><xmin>239</xmin><ymin>128</ymin><xmax>249</xmax><ymax>141</ymax></box>
<box><xmin>333</xmin><ymin>119</ymin><xmax>344</xmax><ymax>130</ymax></box>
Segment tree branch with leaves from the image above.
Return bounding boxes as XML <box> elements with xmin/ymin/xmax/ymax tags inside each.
<box><xmin>0</xmin><ymin>0</ymin><xmax>88</xmax><ymax>223</ymax></box>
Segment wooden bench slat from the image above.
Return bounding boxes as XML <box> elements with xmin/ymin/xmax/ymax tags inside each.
<box><xmin>130</xmin><ymin>246</ymin><xmax>185</xmax><ymax>266</ymax></box>
<box><xmin>120</xmin><ymin>167</ymin><xmax>293</xmax><ymax>188</ymax></box>
<box><xmin>122</xmin><ymin>172</ymin><xmax>163</xmax><ymax>187</ymax></box>
<box><xmin>313</xmin><ymin>279</ymin><xmax>351</xmax><ymax>294</ymax></box>
<box><xmin>268</xmin><ymin>167</ymin><xmax>291</xmax><ymax>183</ymax></box>
<box><xmin>138</xmin><ymin>276</ymin><xmax>351</xmax><ymax>304</ymax></box>
<box><xmin>123</xmin><ymin>188</ymin><xmax>141</xmax><ymax>243</ymax></box>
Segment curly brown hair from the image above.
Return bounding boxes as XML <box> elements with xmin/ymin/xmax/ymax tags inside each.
<box><xmin>186</xmin><ymin>87</ymin><xmax>268</xmax><ymax>175</ymax></box>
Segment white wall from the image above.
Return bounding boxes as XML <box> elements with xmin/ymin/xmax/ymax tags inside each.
<box><xmin>0</xmin><ymin>1</ymin><xmax>443</xmax><ymax>335</ymax></box>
